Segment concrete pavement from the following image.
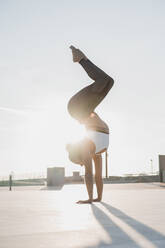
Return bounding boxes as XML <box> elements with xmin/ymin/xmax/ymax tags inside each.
<box><xmin>0</xmin><ymin>183</ymin><xmax>165</xmax><ymax>248</ymax></box>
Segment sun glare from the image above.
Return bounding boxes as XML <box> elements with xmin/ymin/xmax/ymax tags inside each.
<box><xmin>67</xmin><ymin>123</ymin><xmax>87</xmax><ymax>144</ymax></box>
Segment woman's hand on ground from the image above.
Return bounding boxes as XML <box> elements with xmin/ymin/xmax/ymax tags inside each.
<box><xmin>76</xmin><ymin>199</ymin><xmax>92</xmax><ymax>204</ymax></box>
<box><xmin>92</xmin><ymin>198</ymin><xmax>102</xmax><ymax>202</ymax></box>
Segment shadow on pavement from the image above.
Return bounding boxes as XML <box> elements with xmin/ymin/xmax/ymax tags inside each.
<box><xmin>88</xmin><ymin>204</ymin><xmax>140</xmax><ymax>248</ymax></box>
<box><xmin>40</xmin><ymin>185</ymin><xmax>64</xmax><ymax>191</ymax></box>
<box><xmin>101</xmin><ymin>202</ymin><xmax>165</xmax><ymax>244</ymax></box>
<box><xmin>147</xmin><ymin>183</ymin><xmax>165</xmax><ymax>189</ymax></box>
<box><xmin>85</xmin><ymin>203</ymin><xmax>165</xmax><ymax>248</ymax></box>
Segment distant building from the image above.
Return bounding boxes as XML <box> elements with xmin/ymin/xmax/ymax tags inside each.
<box><xmin>72</xmin><ymin>171</ymin><xmax>81</xmax><ymax>181</ymax></box>
<box><xmin>47</xmin><ymin>167</ymin><xmax>65</xmax><ymax>186</ymax></box>
<box><xmin>159</xmin><ymin>155</ymin><xmax>165</xmax><ymax>182</ymax></box>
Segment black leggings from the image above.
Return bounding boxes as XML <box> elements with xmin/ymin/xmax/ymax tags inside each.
<box><xmin>67</xmin><ymin>59</ymin><xmax>114</xmax><ymax>120</ymax></box>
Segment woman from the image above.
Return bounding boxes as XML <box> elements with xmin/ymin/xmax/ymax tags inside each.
<box><xmin>67</xmin><ymin>46</ymin><xmax>114</xmax><ymax>204</ymax></box>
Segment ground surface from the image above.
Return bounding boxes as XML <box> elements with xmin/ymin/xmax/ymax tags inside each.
<box><xmin>0</xmin><ymin>183</ymin><xmax>165</xmax><ymax>248</ymax></box>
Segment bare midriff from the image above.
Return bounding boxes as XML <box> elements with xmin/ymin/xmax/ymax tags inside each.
<box><xmin>84</xmin><ymin>112</ymin><xmax>109</xmax><ymax>134</ymax></box>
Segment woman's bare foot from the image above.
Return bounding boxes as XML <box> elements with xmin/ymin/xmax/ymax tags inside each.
<box><xmin>70</xmin><ymin>45</ymin><xmax>87</xmax><ymax>63</ymax></box>
<box><xmin>76</xmin><ymin>199</ymin><xmax>92</xmax><ymax>204</ymax></box>
<box><xmin>93</xmin><ymin>198</ymin><xmax>102</xmax><ymax>202</ymax></box>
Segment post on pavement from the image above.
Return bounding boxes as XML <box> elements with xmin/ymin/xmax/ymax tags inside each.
<box><xmin>105</xmin><ymin>150</ymin><xmax>108</xmax><ymax>178</ymax></box>
<box><xmin>9</xmin><ymin>174</ymin><xmax>12</xmax><ymax>191</ymax></box>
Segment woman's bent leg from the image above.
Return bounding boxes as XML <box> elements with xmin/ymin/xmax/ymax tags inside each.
<box><xmin>68</xmin><ymin>57</ymin><xmax>114</xmax><ymax>121</ymax></box>
<box><xmin>79</xmin><ymin>59</ymin><xmax>109</xmax><ymax>80</ymax></box>
<box><xmin>80</xmin><ymin>59</ymin><xmax>114</xmax><ymax>93</ymax></box>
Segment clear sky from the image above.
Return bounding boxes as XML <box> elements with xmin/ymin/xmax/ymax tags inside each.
<box><xmin>0</xmin><ymin>0</ymin><xmax>165</xmax><ymax>177</ymax></box>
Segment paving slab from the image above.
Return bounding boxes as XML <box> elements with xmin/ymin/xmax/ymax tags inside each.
<box><xmin>0</xmin><ymin>183</ymin><xmax>165</xmax><ymax>248</ymax></box>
